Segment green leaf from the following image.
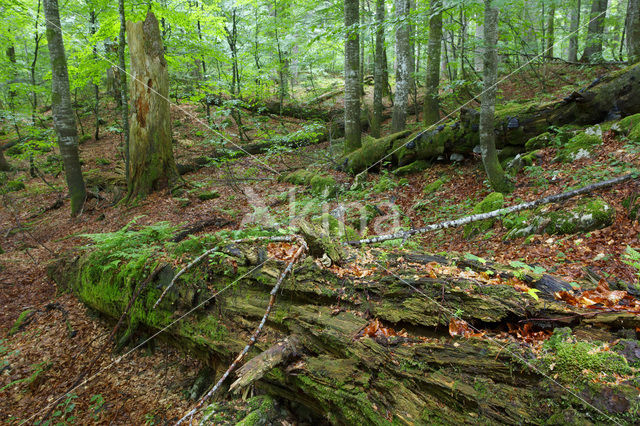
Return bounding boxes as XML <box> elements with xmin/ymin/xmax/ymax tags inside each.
<box><xmin>527</xmin><ymin>288</ymin><xmax>540</xmax><ymax>301</ymax></box>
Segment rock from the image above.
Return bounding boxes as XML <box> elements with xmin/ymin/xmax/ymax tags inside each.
<box><xmin>611</xmin><ymin>113</ymin><xmax>640</xmax><ymax>135</ymax></box>
<box><xmin>392</xmin><ymin>160</ymin><xmax>430</xmax><ymax>176</ymax></box>
<box><xmin>330</xmin><ymin>205</ymin><xmax>347</xmax><ymax>220</ymax></box>
<box><xmin>504</xmin><ymin>197</ymin><xmax>614</xmax><ymax>239</ymax></box>
<box><xmin>310</xmin><ymin>175</ymin><xmax>337</xmax><ymax>198</ymax></box>
<box><xmin>450</xmin><ymin>153</ymin><xmax>464</xmax><ymax>162</ymax></box>
<box><xmin>555</xmin><ymin>132</ymin><xmax>602</xmax><ymax>163</ymax></box>
<box><xmin>506</xmin><ymin>151</ymin><xmax>541</xmax><ymax>174</ymax></box>
<box><xmin>463</xmin><ymin>192</ymin><xmax>504</xmax><ymax>239</ymax></box>
<box><xmin>524</xmin><ymin>132</ymin><xmax>552</xmax><ymax>150</ymax></box>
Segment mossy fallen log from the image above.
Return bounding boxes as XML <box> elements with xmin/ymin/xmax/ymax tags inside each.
<box><xmin>341</xmin><ymin>62</ymin><xmax>640</xmax><ymax>174</ymax></box>
<box><xmin>48</xmin><ymin>234</ymin><xmax>640</xmax><ymax>424</ymax></box>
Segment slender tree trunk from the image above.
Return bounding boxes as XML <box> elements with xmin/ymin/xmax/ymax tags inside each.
<box><xmin>392</xmin><ymin>0</ymin><xmax>410</xmax><ymax>132</ymax></box>
<box><xmin>30</xmin><ymin>0</ymin><xmax>42</xmax><ymax>124</ymax></box>
<box><xmin>627</xmin><ymin>0</ymin><xmax>640</xmax><ymax>62</ymax></box>
<box><xmin>480</xmin><ymin>0</ymin><xmax>512</xmax><ymax>193</ymax></box>
<box><xmin>90</xmin><ymin>9</ymin><xmax>100</xmax><ymax>140</ymax></box>
<box><xmin>568</xmin><ymin>0</ymin><xmax>581</xmax><ymax>62</ymax></box>
<box><xmin>360</xmin><ymin>0</ymin><xmax>365</xmax><ymax>95</ymax></box>
<box><xmin>408</xmin><ymin>0</ymin><xmax>417</xmax><ymax>119</ymax></box>
<box><xmin>475</xmin><ymin>16</ymin><xmax>483</xmax><ymax>72</ymax></box>
<box><xmin>371</xmin><ymin>0</ymin><xmax>385</xmax><ymax>138</ymax></box>
<box><xmin>382</xmin><ymin>48</ymin><xmax>392</xmax><ymax>102</ymax></box>
<box><xmin>118</xmin><ymin>0</ymin><xmax>130</xmax><ymax>184</ymax></box>
<box><xmin>344</xmin><ymin>0</ymin><xmax>362</xmax><ymax>153</ymax></box>
<box><xmin>43</xmin><ymin>0</ymin><xmax>86</xmax><ymax>215</ymax></box>
<box><xmin>545</xmin><ymin>2</ymin><xmax>556</xmax><ymax>59</ymax></box>
<box><xmin>423</xmin><ymin>0</ymin><xmax>443</xmax><ymax>126</ymax></box>
<box><xmin>6</xmin><ymin>44</ymin><xmax>21</xmax><ymax>140</ymax></box>
<box><xmin>582</xmin><ymin>0</ymin><xmax>608</xmax><ymax>62</ymax></box>
<box><xmin>126</xmin><ymin>11</ymin><xmax>179</xmax><ymax>199</ymax></box>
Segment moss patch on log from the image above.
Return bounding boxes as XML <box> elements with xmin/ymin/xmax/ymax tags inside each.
<box><xmin>463</xmin><ymin>192</ymin><xmax>504</xmax><ymax>239</ymax></box>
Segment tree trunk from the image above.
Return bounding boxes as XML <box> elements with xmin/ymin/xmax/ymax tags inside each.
<box><xmin>49</xmin><ymin>238</ymin><xmax>640</xmax><ymax>425</ymax></box>
<box><xmin>126</xmin><ymin>11</ymin><xmax>179</xmax><ymax>199</ymax></box>
<box><xmin>340</xmin><ymin>60</ymin><xmax>640</xmax><ymax>174</ymax></box>
<box><xmin>90</xmin><ymin>9</ymin><xmax>100</xmax><ymax>141</ymax></box>
<box><xmin>118</xmin><ymin>0</ymin><xmax>130</xmax><ymax>184</ymax></box>
<box><xmin>43</xmin><ymin>0</ymin><xmax>86</xmax><ymax>216</ymax></box>
<box><xmin>344</xmin><ymin>0</ymin><xmax>362</xmax><ymax>153</ymax></box>
<box><xmin>545</xmin><ymin>2</ymin><xmax>556</xmax><ymax>59</ymax></box>
<box><xmin>423</xmin><ymin>0</ymin><xmax>443</xmax><ymax>126</ymax></box>
<box><xmin>568</xmin><ymin>0</ymin><xmax>581</xmax><ymax>62</ymax></box>
<box><xmin>627</xmin><ymin>0</ymin><xmax>640</xmax><ymax>62</ymax></box>
<box><xmin>391</xmin><ymin>0</ymin><xmax>410</xmax><ymax>132</ymax></box>
<box><xmin>371</xmin><ymin>0</ymin><xmax>385</xmax><ymax>138</ymax></box>
<box><xmin>0</xmin><ymin>150</ymin><xmax>11</xmax><ymax>172</ymax></box>
<box><xmin>480</xmin><ymin>0</ymin><xmax>511</xmax><ymax>193</ymax></box>
<box><xmin>30</xmin><ymin>0</ymin><xmax>43</xmax><ymax>124</ymax></box>
<box><xmin>582</xmin><ymin>0</ymin><xmax>608</xmax><ymax>62</ymax></box>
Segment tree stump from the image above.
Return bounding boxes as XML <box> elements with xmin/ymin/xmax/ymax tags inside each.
<box><xmin>126</xmin><ymin>11</ymin><xmax>179</xmax><ymax>199</ymax></box>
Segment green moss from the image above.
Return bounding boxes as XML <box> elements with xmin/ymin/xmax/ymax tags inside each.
<box><xmin>463</xmin><ymin>192</ymin><xmax>504</xmax><ymax>239</ymax></box>
<box><xmin>555</xmin><ymin>132</ymin><xmax>601</xmax><ymax>163</ymax></box>
<box><xmin>310</xmin><ymin>175</ymin><xmax>337</xmax><ymax>198</ymax></box>
<box><xmin>423</xmin><ymin>178</ymin><xmax>444</xmax><ymax>194</ymax></box>
<box><xmin>313</xmin><ymin>213</ymin><xmax>360</xmax><ymax>242</ymax></box>
<box><xmin>282</xmin><ymin>169</ymin><xmax>316</xmax><ymax>185</ymax></box>
<box><xmin>236</xmin><ymin>395</ymin><xmax>277</xmax><ymax>426</ymax></box>
<box><xmin>524</xmin><ymin>132</ymin><xmax>552</xmax><ymax>150</ymax></box>
<box><xmin>343</xmin><ymin>131</ymin><xmax>410</xmax><ymax>175</ymax></box>
<box><xmin>8</xmin><ymin>309</ymin><xmax>35</xmax><ymax>336</ymax></box>
<box><xmin>613</xmin><ymin>113</ymin><xmax>640</xmax><ymax>135</ymax></box>
<box><xmin>539</xmin><ymin>328</ymin><xmax>632</xmax><ymax>384</ymax></box>
<box><xmin>393</xmin><ymin>160</ymin><xmax>430</xmax><ymax>176</ymax></box>
<box><xmin>3</xmin><ymin>180</ymin><xmax>25</xmax><ymax>193</ymax></box>
<box><xmin>628</xmin><ymin>121</ymin><xmax>640</xmax><ymax>143</ymax></box>
<box><xmin>198</xmin><ymin>190</ymin><xmax>220</xmax><ymax>201</ymax></box>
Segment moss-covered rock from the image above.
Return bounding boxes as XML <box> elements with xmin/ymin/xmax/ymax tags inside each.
<box><xmin>346</xmin><ymin>204</ymin><xmax>380</xmax><ymax>229</ymax></box>
<box><xmin>555</xmin><ymin>132</ymin><xmax>602</xmax><ymax>163</ymax></box>
<box><xmin>198</xmin><ymin>190</ymin><xmax>220</xmax><ymax>201</ymax></box>
<box><xmin>628</xmin><ymin>121</ymin><xmax>640</xmax><ymax>143</ymax></box>
<box><xmin>524</xmin><ymin>132</ymin><xmax>552</xmax><ymax>151</ymax></box>
<box><xmin>612</xmin><ymin>113</ymin><xmax>640</xmax><ymax>135</ymax></box>
<box><xmin>505</xmin><ymin>150</ymin><xmax>541</xmax><ymax>174</ymax></box>
<box><xmin>463</xmin><ymin>192</ymin><xmax>504</xmax><ymax>239</ymax></box>
<box><xmin>282</xmin><ymin>169</ymin><xmax>317</xmax><ymax>185</ymax></box>
<box><xmin>341</xmin><ymin>131</ymin><xmax>411</xmax><ymax>174</ymax></box>
<box><xmin>504</xmin><ymin>197</ymin><xmax>614</xmax><ymax>239</ymax></box>
<box><xmin>310</xmin><ymin>175</ymin><xmax>337</xmax><ymax>198</ymax></box>
<box><xmin>392</xmin><ymin>160</ymin><xmax>430</xmax><ymax>176</ymax></box>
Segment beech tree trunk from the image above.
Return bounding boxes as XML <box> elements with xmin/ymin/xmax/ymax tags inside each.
<box><xmin>423</xmin><ymin>0</ymin><xmax>443</xmax><ymax>126</ymax></box>
<box><xmin>392</xmin><ymin>0</ymin><xmax>410</xmax><ymax>132</ymax></box>
<box><xmin>43</xmin><ymin>0</ymin><xmax>86</xmax><ymax>216</ymax></box>
<box><xmin>371</xmin><ymin>0</ymin><xmax>385</xmax><ymax>138</ymax></box>
<box><xmin>118</xmin><ymin>0</ymin><xmax>130</xmax><ymax>183</ymax></box>
<box><xmin>344</xmin><ymin>0</ymin><xmax>362</xmax><ymax>153</ymax></box>
<box><xmin>568</xmin><ymin>0</ymin><xmax>581</xmax><ymax>62</ymax></box>
<box><xmin>545</xmin><ymin>2</ymin><xmax>556</xmax><ymax>59</ymax></box>
<box><xmin>480</xmin><ymin>0</ymin><xmax>511</xmax><ymax>193</ymax></box>
<box><xmin>582</xmin><ymin>0</ymin><xmax>608</xmax><ymax>62</ymax></box>
<box><xmin>49</xmin><ymin>239</ymin><xmax>640</xmax><ymax>425</ymax></box>
<box><xmin>126</xmin><ymin>11</ymin><xmax>179</xmax><ymax>200</ymax></box>
<box><xmin>627</xmin><ymin>0</ymin><xmax>640</xmax><ymax>62</ymax></box>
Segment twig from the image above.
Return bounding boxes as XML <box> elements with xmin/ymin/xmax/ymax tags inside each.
<box><xmin>154</xmin><ymin>234</ymin><xmax>297</xmax><ymax>308</ymax></box>
<box><xmin>347</xmin><ymin>174</ymin><xmax>635</xmax><ymax>246</ymax></box>
<box><xmin>175</xmin><ymin>237</ymin><xmax>307</xmax><ymax>425</ymax></box>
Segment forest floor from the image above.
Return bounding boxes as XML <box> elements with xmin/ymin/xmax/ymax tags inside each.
<box><xmin>1</xmin><ymin>63</ymin><xmax>640</xmax><ymax>424</ymax></box>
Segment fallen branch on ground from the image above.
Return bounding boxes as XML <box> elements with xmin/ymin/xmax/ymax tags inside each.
<box><xmin>346</xmin><ymin>174</ymin><xmax>635</xmax><ymax>246</ymax></box>
<box><xmin>175</xmin><ymin>237</ymin><xmax>308</xmax><ymax>425</ymax></box>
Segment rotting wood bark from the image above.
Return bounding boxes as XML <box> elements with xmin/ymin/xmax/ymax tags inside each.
<box><xmin>48</xmin><ymin>233</ymin><xmax>640</xmax><ymax>425</ymax></box>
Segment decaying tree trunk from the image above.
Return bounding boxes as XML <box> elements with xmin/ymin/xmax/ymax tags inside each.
<box><xmin>126</xmin><ymin>11</ymin><xmax>179</xmax><ymax>199</ymax></box>
<box><xmin>341</xmin><ymin>61</ymin><xmax>640</xmax><ymax>174</ymax></box>
<box><xmin>48</xmin><ymin>235</ymin><xmax>640</xmax><ymax>425</ymax></box>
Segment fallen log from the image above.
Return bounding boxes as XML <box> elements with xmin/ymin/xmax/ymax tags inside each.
<box><xmin>341</xmin><ymin>62</ymin><xmax>640</xmax><ymax>174</ymax></box>
<box><xmin>47</xmin><ymin>231</ymin><xmax>640</xmax><ymax>424</ymax></box>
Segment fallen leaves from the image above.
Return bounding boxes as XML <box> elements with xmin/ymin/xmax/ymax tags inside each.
<box><xmin>361</xmin><ymin>318</ymin><xmax>408</xmax><ymax>338</ymax></box>
<box><xmin>448</xmin><ymin>318</ymin><xmax>485</xmax><ymax>338</ymax></box>
<box><xmin>555</xmin><ymin>279</ymin><xmax>640</xmax><ymax>313</ymax></box>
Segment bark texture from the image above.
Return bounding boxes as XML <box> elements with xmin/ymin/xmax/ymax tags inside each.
<box><xmin>344</xmin><ymin>0</ymin><xmax>362</xmax><ymax>153</ymax></box>
<box><xmin>627</xmin><ymin>0</ymin><xmax>640</xmax><ymax>62</ymax></box>
<box><xmin>118</xmin><ymin>0</ymin><xmax>130</xmax><ymax>182</ymax></box>
<box><xmin>43</xmin><ymin>0</ymin><xmax>86</xmax><ymax>216</ymax></box>
<box><xmin>479</xmin><ymin>0</ymin><xmax>511</xmax><ymax>193</ymax></box>
<box><xmin>391</xmin><ymin>0</ymin><xmax>410</xmax><ymax>132</ymax></box>
<box><xmin>568</xmin><ymin>0</ymin><xmax>581</xmax><ymax>62</ymax></box>
<box><xmin>371</xmin><ymin>0</ymin><xmax>385</xmax><ymax>138</ymax></box>
<box><xmin>126</xmin><ymin>11</ymin><xmax>179</xmax><ymax>199</ymax></box>
<box><xmin>423</xmin><ymin>0</ymin><xmax>443</xmax><ymax>126</ymax></box>
<box><xmin>582</xmin><ymin>0</ymin><xmax>608</xmax><ymax>62</ymax></box>
<box><xmin>49</xmin><ymin>238</ymin><xmax>640</xmax><ymax>425</ymax></box>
